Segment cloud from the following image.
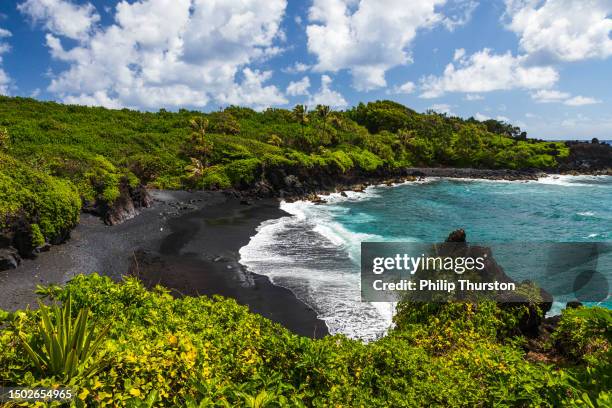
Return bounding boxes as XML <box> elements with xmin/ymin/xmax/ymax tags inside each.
<box><xmin>18</xmin><ymin>0</ymin><xmax>100</xmax><ymax>40</ymax></box>
<box><xmin>474</xmin><ymin>112</ymin><xmax>490</xmax><ymax>121</ymax></box>
<box><xmin>428</xmin><ymin>103</ymin><xmax>454</xmax><ymax>115</ymax></box>
<box><xmin>218</xmin><ymin>68</ymin><xmax>287</xmax><ymax>110</ymax></box>
<box><xmin>474</xmin><ymin>112</ymin><xmax>512</xmax><ymax>122</ymax></box>
<box><xmin>453</xmin><ymin>48</ymin><xmax>466</xmax><ymax>61</ymax></box>
<box><xmin>306</xmin><ymin>0</ymin><xmax>468</xmax><ymax>91</ymax></box>
<box><xmin>0</xmin><ymin>27</ymin><xmax>11</xmax><ymax>95</ymax></box>
<box><xmin>531</xmin><ymin>89</ymin><xmax>571</xmax><ymax>103</ymax></box>
<box><xmin>282</xmin><ymin>62</ymin><xmax>311</xmax><ymax>74</ymax></box>
<box><xmin>504</xmin><ymin>0</ymin><xmax>612</xmax><ymax>62</ymax></box>
<box><xmin>526</xmin><ymin>113</ymin><xmax>612</xmax><ymax>140</ymax></box>
<box><xmin>531</xmin><ymin>89</ymin><xmax>601</xmax><ymax>106</ymax></box>
<box><xmin>387</xmin><ymin>81</ymin><xmax>416</xmax><ymax>95</ymax></box>
<box><xmin>564</xmin><ymin>95</ymin><xmax>601</xmax><ymax>106</ymax></box>
<box><xmin>20</xmin><ymin>0</ymin><xmax>288</xmax><ymax>110</ymax></box>
<box><xmin>307</xmin><ymin>75</ymin><xmax>348</xmax><ymax>108</ymax></box>
<box><xmin>420</xmin><ymin>48</ymin><xmax>559</xmax><ymax>98</ymax></box>
<box><xmin>441</xmin><ymin>0</ymin><xmax>478</xmax><ymax>30</ymax></box>
<box><xmin>464</xmin><ymin>93</ymin><xmax>484</xmax><ymax>101</ymax></box>
<box><xmin>286</xmin><ymin>76</ymin><xmax>311</xmax><ymax>96</ymax></box>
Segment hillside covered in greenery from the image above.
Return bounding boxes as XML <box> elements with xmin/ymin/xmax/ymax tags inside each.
<box><xmin>0</xmin><ymin>274</ymin><xmax>610</xmax><ymax>406</ymax></box>
<box><xmin>0</xmin><ymin>96</ymin><xmax>570</xmax><ymax>251</ymax></box>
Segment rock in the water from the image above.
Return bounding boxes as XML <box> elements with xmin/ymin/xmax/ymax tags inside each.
<box><xmin>446</xmin><ymin>229</ymin><xmax>466</xmax><ymax>243</ymax></box>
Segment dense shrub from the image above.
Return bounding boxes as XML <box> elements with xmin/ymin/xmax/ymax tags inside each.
<box><xmin>0</xmin><ymin>275</ymin><xmax>609</xmax><ymax>407</ymax></box>
<box><xmin>0</xmin><ymin>153</ymin><xmax>81</xmax><ymax>244</ymax></box>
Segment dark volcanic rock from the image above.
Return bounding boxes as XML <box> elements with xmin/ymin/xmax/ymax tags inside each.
<box><xmin>104</xmin><ymin>181</ymin><xmax>153</xmax><ymax>225</ymax></box>
<box><xmin>410</xmin><ymin>230</ymin><xmax>553</xmax><ymax>337</ymax></box>
<box><xmin>446</xmin><ymin>229</ymin><xmax>466</xmax><ymax>243</ymax></box>
<box><xmin>0</xmin><ymin>247</ymin><xmax>21</xmax><ymax>270</ymax></box>
<box><xmin>566</xmin><ymin>300</ymin><xmax>583</xmax><ymax>309</ymax></box>
<box><xmin>559</xmin><ymin>141</ymin><xmax>612</xmax><ymax>172</ymax></box>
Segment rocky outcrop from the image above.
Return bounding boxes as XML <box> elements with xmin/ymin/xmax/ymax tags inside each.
<box><xmin>409</xmin><ymin>229</ymin><xmax>553</xmax><ymax>337</ymax></box>
<box><xmin>102</xmin><ymin>182</ymin><xmax>153</xmax><ymax>226</ymax></box>
<box><xmin>0</xmin><ymin>247</ymin><xmax>20</xmax><ymax>270</ymax></box>
<box><xmin>238</xmin><ymin>165</ymin><xmax>549</xmax><ymax>202</ymax></box>
<box><xmin>0</xmin><ymin>181</ymin><xmax>152</xmax><ymax>272</ymax></box>
<box><xmin>558</xmin><ymin>141</ymin><xmax>612</xmax><ymax>173</ymax></box>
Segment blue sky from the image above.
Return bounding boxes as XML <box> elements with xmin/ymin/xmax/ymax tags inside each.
<box><xmin>1</xmin><ymin>0</ymin><xmax>611</xmax><ymax>140</ymax></box>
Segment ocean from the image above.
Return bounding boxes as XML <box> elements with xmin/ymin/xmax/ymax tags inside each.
<box><xmin>240</xmin><ymin>175</ymin><xmax>612</xmax><ymax>341</ymax></box>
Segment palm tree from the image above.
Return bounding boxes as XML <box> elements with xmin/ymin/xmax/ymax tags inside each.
<box><xmin>189</xmin><ymin>116</ymin><xmax>213</xmax><ymax>165</ymax></box>
<box><xmin>315</xmin><ymin>104</ymin><xmax>331</xmax><ymax>139</ymax></box>
<box><xmin>185</xmin><ymin>157</ymin><xmax>205</xmax><ymax>180</ymax></box>
<box><xmin>189</xmin><ymin>116</ymin><xmax>209</xmax><ymax>145</ymax></box>
<box><xmin>292</xmin><ymin>104</ymin><xmax>308</xmax><ymax>139</ymax></box>
<box><xmin>266</xmin><ymin>134</ymin><xmax>283</xmax><ymax>147</ymax></box>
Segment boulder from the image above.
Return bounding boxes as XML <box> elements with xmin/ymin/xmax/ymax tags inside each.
<box><xmin>0</xmin><ymin>247</ymin><xmax>21</xmax><ymax>271</ymax></box>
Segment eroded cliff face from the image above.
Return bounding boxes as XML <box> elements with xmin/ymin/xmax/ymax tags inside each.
<box><xmin>0</xmin><ymin>180</ymin><xmax>152</xmax><ymax>272</ymax></box>
<box><xmin>100</xmin><ymin>182</ymin><xmax>153</xmax><ymax>226</ymax></box>
<box><xmin>559</xmin><ymin>141</ymin><xmax>612</xmax><ymax>172</ymax></box>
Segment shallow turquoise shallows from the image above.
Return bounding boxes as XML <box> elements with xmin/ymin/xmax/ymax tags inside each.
<box><xmin>240</xmin><ymin>175</ymin><xmax>612</xmax><ymax>341</ymax></box>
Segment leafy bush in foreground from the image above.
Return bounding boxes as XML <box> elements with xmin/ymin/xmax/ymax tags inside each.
<box><xmin>1</xmin><ymin>275</ymin><xmax>609</xmax><ymax>407</ymax></box>
<box><xmin>17</xmin><ymin>294</ymin><xmax>109</xmax><ymax>382</ymax></box>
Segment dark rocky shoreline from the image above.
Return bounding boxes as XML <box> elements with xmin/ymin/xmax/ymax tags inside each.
<box><xmin>1</xmin><ymin>163</ymin><xmax>610</xmax><ymax>340</ymax></box>
<box><xmin>0</xmin><ymin>190</ymin><xmax>329</xmax><ymax>338</ymax></box>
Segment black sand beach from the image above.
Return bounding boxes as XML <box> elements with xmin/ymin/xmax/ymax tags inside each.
<box><xmin>0</xmin><ymin>190</ymin><xmax>328</xmax><ymax>338</ymax></box>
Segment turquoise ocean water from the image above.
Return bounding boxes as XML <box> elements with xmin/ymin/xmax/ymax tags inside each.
<box><xmin>240</xmin><ymin>175</ymin><xmax>612</xmax><ymax>340</ymax></box>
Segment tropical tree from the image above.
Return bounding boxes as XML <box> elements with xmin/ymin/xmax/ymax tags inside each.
<box><xmin>185</xmin><ymin>157</ymin><xmax>205</xmax><ymax>181</ymax></box>
<box><xmin>189</xmin><ymin>116</ymin><xmax>213</xmax><ymax>165</ymax></box>
<box><xmin>292</xmin><ymin>104</ymin><xmax>308</xmax><ymax>139</ymax></box>
<box><xmin>190</xmin><ymin>116</ymin><xmax>209</xmax><ymax>145</ymax></box>
<box><xmin>315</xmin><ymin>104</ymin><xmax>331</xmax><ymax>138</ymax></box>
<box><xmin>266</xmin><ymin>134</ymin><xmax>283</xmax><ymax>147</ymax></box>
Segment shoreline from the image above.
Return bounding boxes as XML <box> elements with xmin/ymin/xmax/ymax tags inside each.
<box><xmin>1</xmin><ymin>170</ymin><xmax>608</xmax><ymax>339</ymax></box>
<box><xmin>0</xmin><ymin>190</ymin><xmax>328</xmax><ymax>338</ymax></box>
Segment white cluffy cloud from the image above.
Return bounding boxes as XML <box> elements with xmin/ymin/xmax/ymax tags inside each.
<box><xmin>306</xmin><ymin>0</ymin><xmax>475</xmax><ymax>91</ymax></box>
<box><xmin>429</xmin><ymin>103</ymin><xmax>454</xmax><ymax>115</ymax></box>
<box><xmin>19</xmin><ymin>0</ymin><xmax>288</xmax><ymax>110</ymax></box>
<box><xmin>420</xmin><ymin>48</ymin><xmax>559</xmax><ymax>98</ymax></box>
<box><xmin>286</xmin><ymin>76</ymin><xmax>311</xmax><ymax>96</ymax></box>
<box><xmin>387</xmin><ymin>81</ymin><xmax>416</xmax><ymax>95</ymax></box>
<box><xmin>505</xmin><ymin>0</ymin><xmax>612</xmax><ymax>62</ymax></box>
<box><xmin>0</xmin><ymin>28</ymin><xmax>11</xmax><ymax>95</ymax></box>
<box><xmin>18</xmin><ymin>0</ymin><xmax>100</xmax><ymax>40</ymax></box>
<box><xmin>282</xmin><ymin>62</ymin><xmax>311</xmax><ymax>74</ymax></box>
<box><xmin>531</xmin><ymin>89</ymin><xmax>601</xmax><ymax>106</ymax></box>
<box><xmin>307</xmin><ymin>75</ymin><xmax>348</xmax><ymax>108</ymax></box>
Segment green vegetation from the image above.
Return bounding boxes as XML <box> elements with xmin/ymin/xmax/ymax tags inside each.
<box><xmin>1</xmin><ymin>96</ymin><xmax>569</xmax><ymax>245</ymax></box>
<box><xmin>17</xmin><ymin>294</ymin><xmax>110</xmax><ymax>382</ymax></box>
<box><xmin>0</xmin><ymin>152</ymin><xmax>81</xmax><ymax>248</ymax></box>
<box><xmin>0</xmin><ymin>275</ymin><xmax>609</xmax><ymax>407</ymax></box>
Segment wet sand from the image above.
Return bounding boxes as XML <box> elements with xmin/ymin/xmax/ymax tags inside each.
<box><xmin>0</xmin><ymin>190</ymin><xmax>328</xmax><ymax>338</ymax></box>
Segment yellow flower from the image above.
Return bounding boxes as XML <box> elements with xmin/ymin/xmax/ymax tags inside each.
<box><xmin>78</xmin><ymin>389</ymin><xmax>90</xmax><ymax>400</ymax></box>
<box><xmin>129</xmin><ymin>388</ymin><xmax>141</xmax><ymax>397</ymax></box>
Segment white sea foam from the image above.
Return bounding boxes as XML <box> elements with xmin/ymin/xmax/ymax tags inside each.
<box><xmin>536</xmin><ymin>174</ymin><xmax>610</xmax><ymax>187</ymax></box>
<box><xmin>240</xmin><ymin>174</ymin><xmax>611</xmax><ymax>340</ymax></box>
<box><xmin>239</xmin><ymin>192</ymin><xmax>397</xmax><ymax>341</ymax></box>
